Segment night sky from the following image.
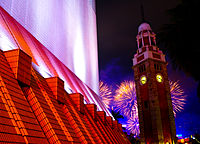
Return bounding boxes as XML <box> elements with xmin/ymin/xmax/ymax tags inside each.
<box><xmin>96</xmin><ymin>0</ymin><xmax>200</xmax><ymax>137</ymax></box>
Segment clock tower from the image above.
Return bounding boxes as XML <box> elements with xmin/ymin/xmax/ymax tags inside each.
<box><xmin>133</xmin><ymin>23</ymin><xmax>176</xmax><ymax>143</ymax></box>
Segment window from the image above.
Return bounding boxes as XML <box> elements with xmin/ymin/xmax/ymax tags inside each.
<box><xmin>143</xmin><ymin>36</ymin><xmax>149</xmax><ymax>46</ymax></box>
<box><xmin>139</xmin><ymin>39</ymin><xmax>142</xmax><ymax>48</ymax></box>
<box><xmin>151</xmin><ymin>37</ymin><xmax>155</xmax><ymax>45</ymax></box>
<box><xmin>138</xmin><ymin>64</ymin><xmax>146</xmax><ymax>73</ymax></box>
<box><xmin>154</xmin><ymin>63</ymin><xmax>162</xmax><ymax>71</ymax></box>
<box><xmin>144</xmin><ymin>101</ymin><xmax>149</xmax><ymax>109</ymax></box>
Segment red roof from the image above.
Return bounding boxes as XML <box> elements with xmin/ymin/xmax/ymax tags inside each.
<box><xmin>0</xmin><ymin>49</ymin><xmax>130</xmax><ymax>143</ymax></box>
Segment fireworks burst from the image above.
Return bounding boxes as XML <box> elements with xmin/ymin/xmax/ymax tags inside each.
<box><xmin>113</xmin><ymin>81</ymin><xmax>137</xmax><ymax>119</ymax></box>
<box><xmin>126</xmin><ymin>117</ymin><xmax>140</xmax><ymax>136</ymax></box>
<box><xmin>113</xmin><ymin>80</ymin><xmax>186</xmax><ymax>136</ymax></box>
<box><xmin>99</xmin><ymin>81</ymin><xmax>113</xmax><ymax>108</ymax></box>
<box><xmin>170</xmin><ymin>80</ymin><xmax>186</xmax><ymax>117</ymax></box>
<box><xmin>113</xmin><ymin>80</ymin><xmax>139</xmax><ymax>136</ymax></box>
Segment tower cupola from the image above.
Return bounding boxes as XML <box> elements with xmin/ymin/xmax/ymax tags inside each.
<box><xmin>133</xmin><ymin>22</ymin><xmax>166</xmax><ymax>66</ymax></box>
<box><xmin>138</xmin><ymin>22</ymin><xmax>152</xmax><ymax>33</ymax></box>
<box><xmin>137</xmin><ymin>22</ymin><xmax>156</xmax><ymax>49</ymax></box>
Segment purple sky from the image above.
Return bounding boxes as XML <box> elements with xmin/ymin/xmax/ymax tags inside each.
<box><xmin>96</xmin><ymin>0</ymin><xmax>200</xmax><ymax>137</ymax></box>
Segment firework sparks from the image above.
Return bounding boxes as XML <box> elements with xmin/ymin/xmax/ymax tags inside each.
<box><xmin>170</xmin><ymin>80</ymin><xmax>186</xmax><ymax>117</ymax></box>
<box><xmin>126</xmin><ymin>117</ymin><xmax>140</xmax><ymax>136</ymax></box>
<box><xmin>99</xmin><ymin>81</ymin><xmax>113</xmax><ymax>108</ymax></box>
<box><xmin>113</xmin><ymin>81</ymin><xmax>138</xmax><ymax>119</ymax></box>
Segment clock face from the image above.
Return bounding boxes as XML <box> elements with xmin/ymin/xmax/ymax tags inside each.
<box><xmin>156</xmin><ymin>74</ymin><xmax>163</xmax><ymax>83</ymax></box>
<box><xmin>140</xmin><ymin>75</ymin><xmax>147</xmax><ymax>85</ymax></box>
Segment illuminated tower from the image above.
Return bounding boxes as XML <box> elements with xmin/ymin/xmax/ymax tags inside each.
<box><xmin>132</xmin><ymin>23</ymin><xmax>176</xmax><ymax>143</ymax></box>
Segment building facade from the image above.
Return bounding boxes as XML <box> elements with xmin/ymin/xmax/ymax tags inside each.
<box><xmin>0</xmin><ymin>4</ymin><xmax>112</xmax><ymax>117</ymax></box>
<box><xmin>0</xmin><ymin>0</ymin><xmax>99</xmax><ymax>94</ymax></box>
<box><xmin>132</xmin><ymin>23</ymin><xmax>176</xmax><ymax>143</ymax></box>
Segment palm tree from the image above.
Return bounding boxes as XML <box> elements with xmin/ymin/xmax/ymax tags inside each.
<box><xmin>111</xmin><ymin>110</ymin><xmax>124</xmax><ymax>120</ymax></box>
<box><xmin>157</xmin><ymin>0</ymin><xmax>200</xmax><ymax>98</ymax></box>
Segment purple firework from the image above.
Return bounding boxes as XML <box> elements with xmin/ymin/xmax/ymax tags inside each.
<box><xmin>113</xmin><ymin>81</ymin><xmax>138</xmax><ymax>119</ymax></box>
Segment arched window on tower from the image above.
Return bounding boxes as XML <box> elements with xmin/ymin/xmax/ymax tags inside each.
<box><xmin>154</xmin><ymin>63</ymin><xmax>162</xmax><ymax>71</ymax></box>
<box><xmin>139</xmin><ymin>38</ymin><xmax>142</xmax><ymax>48</ymax></box>
<box><xmin>138</xmin><ymin>64</ymin><xmax>146</xmax><ymax>73</ymax></box>
<box><xmin>143</xmin><ymin>36</ymin><xmax>149</xmax><ymax>46</ymax></box>
<box><xmin>151</xmin><ymin>37</ymin><xmax>155</xmax><ymax>46</ymax></box>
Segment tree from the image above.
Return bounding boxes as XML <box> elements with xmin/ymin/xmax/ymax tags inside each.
<box><xmin>157</xmin><ymin>0</ymin><xmax>200</xmax><ymax>98</ymax></box>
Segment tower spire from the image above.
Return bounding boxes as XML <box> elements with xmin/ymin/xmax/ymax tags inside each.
<box><xmin>140</xmin><ymin>3</ymin><xmax>145</xmax><ymax>22</ymax></box>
